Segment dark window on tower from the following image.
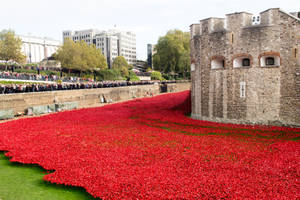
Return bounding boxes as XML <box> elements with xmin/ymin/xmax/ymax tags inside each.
<box><xmin>266</xmin><ymin>57</ymin><xmax>275</xmax><ymax>66</ymax></box>
<box><xmin>242</xmin><ymin>58</ymin><xmax>250</xmax><ymax>66</ymax></box>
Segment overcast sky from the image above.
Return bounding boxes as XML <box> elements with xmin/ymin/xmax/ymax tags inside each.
<box><xmin>0</xmin><ymin>0</ymin><xmax>298</xmax><ymax>60</ymax></box>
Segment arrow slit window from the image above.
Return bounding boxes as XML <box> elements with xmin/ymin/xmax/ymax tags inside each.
<box><xmin>240</xmin><ymin>82</ymin><xmax>246</xmax><ymax>98</ymax></box>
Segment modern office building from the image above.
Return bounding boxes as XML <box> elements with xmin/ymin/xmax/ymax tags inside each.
<box><xmin>94</xmin><ymin>32</ymin><xmax>119</xmax><ymax>68</ymax></box>
<box><xmin>62</xmin><ymin>29</ymin><xmax>137</xmax><ymax>68</ymax></box>
<box><xmin>63</xmin><ymin>29</ymin><xmax>98</xmax><ymax>46</ymax></box>
<box><xmin>147</xmin><ymin>44</ymin><xmax>156</xmax><ymax>69</ymax></box>
<box><xmin>18</xmin><ymin>35</ymin><xmax>61</xmax><ymax>63</ymax></box>
<box><xmin>112</xmin><ymin>30</ymin><xmax>136</xmax><ymax>66</ymax></box>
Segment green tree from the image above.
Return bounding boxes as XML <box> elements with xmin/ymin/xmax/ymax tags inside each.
<box><xmin>112</xmin><ymin>56</ymin><xmax>128</xmax><ymax>69</ymax></box>
<box><xmin>0</xmin><ymin>30</ymin><xmax>26</xmax><ymax>67</ymax></box>
<box><xmin>111</xmin><ymin>56</ymin><xmax>129</xmax><ymax>78</ymax></box>
<box><xmin>153</xmin><ymin>29</ymin><xmax>190</xmax><ymax>78</ymax></box>
<box><xmin>120</xmin><ymin>66</ymin><xmax>129</xmax><ymax>77</ymax></box>
<box><xmin>55</xmin><ymin>38</ymin><xmax>78</xmax><ymax>71</ymax></box>
<box><xmin>55</xmin><ymin>38</ymin><xmax>107</xmax><ymax>76</ymax></box>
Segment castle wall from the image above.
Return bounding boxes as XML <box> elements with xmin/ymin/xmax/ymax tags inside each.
<box><xmin>278</xmin><ymin>11</ymin><xmax>300</xmax><ymax>125</ymax></box>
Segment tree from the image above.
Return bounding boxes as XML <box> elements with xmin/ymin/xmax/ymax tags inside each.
<box><xmin>111</xmin><ymin>56</ymin><xmax>130</xmax><ymax>77</ymax></box>
<box><xmin>55</xmin><ymin>38</ymin><xmax>107</xmax><ymax>76</ymax></box>
<box><xmin>0</xmin><ymin>30</ymin><xmax>26</xmax><ymax>67</ymax></box>
<box><xmin>112</xmin><ymin>56</ymin><xmax>128</xmax><ymax>69</ymax></box>
<box><xmin>55</xmin><ymin>38</ymin><xmax>78</xmax><ymax>71</ymax></box>
<box><xmin>153</xmin><ymin>29</ymin><xmax>190</xmax><ymax>78</ymax></box>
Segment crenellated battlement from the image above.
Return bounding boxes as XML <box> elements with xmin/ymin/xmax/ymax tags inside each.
<box><xmin>199</xmin><ymin>17</ymin><xmax>226</xmax><ymax>34</ymax></box>
<box><xmin>190</xmin><ymin>8</ymin><xmax>293</xmax><ymax>38</ymax></box>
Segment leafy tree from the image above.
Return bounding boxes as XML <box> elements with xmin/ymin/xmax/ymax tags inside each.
<box><xmin>112</xmin><ymin>56</ymin><xmax>128</xmax><ymax>69</ymax></box>
<box><xmin>111</xmin><ymin>56</ymin><xmax>130</xmax><ymax>78</ymax></box>
<box><xmin>55</xmin><ymin>38</ymin><xmax>78</xmax><ymax>70</ymax></box>
<box><xmin>120</xmin><ymin>66</ymin><xmax>129</xmax><ymax>77</ymax></box>
<box><xmin>0</xmin><ymin>30</ymin><xmax>26</xmax><ymax>67</ymax></box>
<box><xmin>55</xmin><ymin>38</ymin><xmax>107</xmax><ymax>76</ymax></box>
<box><xmin>128</xmin><ymin>64</ymin><xmax>133</xmax><ymax>70</ymax></box>
<box><xmin>153</xmin><ymin>29</ymin><xmax>190</xmax><ymax>78</ymax></box>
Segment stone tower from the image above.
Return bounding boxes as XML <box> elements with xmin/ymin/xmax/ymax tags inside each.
<box><xmin>190</xmin><ymin>8</ymin><xmax>300</xmax><ymax>126</ymax></box>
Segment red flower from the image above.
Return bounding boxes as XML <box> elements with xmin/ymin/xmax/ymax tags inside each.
<box><xmin>0</xmin><ymin>91</ymin><xmax>299</xmax><ymax>199</ymax></box>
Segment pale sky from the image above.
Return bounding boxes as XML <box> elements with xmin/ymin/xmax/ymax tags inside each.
<box><xmin>0</xmin><ymin>0</ymin><xmax>298</xmax><ymax>60</ymax></box>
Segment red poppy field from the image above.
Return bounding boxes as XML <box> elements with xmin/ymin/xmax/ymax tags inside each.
<box><xmin>0</xmin><ymin>91</ymin><xmax>299</xmax><ymax>199</ymax></box>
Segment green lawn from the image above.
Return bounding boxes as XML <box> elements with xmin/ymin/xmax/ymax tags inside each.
<box><xmin>0</xmin><ymin>80</ymin><xmax>38</xmax><ymax>85</ymax></box>
<box><xmin>0</xmin><ymin>153</ymin><xmax>98</xmax><ymax>200</ymax></box>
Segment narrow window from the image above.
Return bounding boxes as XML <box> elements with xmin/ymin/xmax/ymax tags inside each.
<box><xmin>266</xmin><ymin>57</ymin><xmax>275</xmax><ymax>66</ymax></box>
<box><xmin>231</xmin><ymin>34</ymin><xmax>234</xmax><ymax>44</ymax></box>
<box><xmin>295</xmin><ymin>48</ymin><xmax>298</xmax><ymax>58</ymax></box>
<box><xmin>240</xmin><ymin>82</ymin><xmax>246</xmax><ymax>98</ymax></box>
<box><xmin>242</xmin><ymin>58</ymin><xmax>250</xmax><ymax>66</ymax></box>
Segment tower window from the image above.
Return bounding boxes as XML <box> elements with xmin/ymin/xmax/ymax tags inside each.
<box><xmin>242</xmin><ymin>58</ymin><xmax>250</xmax><ymax>66</ymax></box>
<box><xmin>266</xmin><ymin>57</ymin><xmax>275</xmax><ymax>66</ymax></box>
<box><xmin>259</xmin><ymin>53</ymin><xmax>280</xmax><ymax>67</ymax></box>
<box><xmin>240</xmin><ymin>82</ymin><xmax>246</xmax><ymax>98</ymax></box>
<box><xmin>233</xmin><ymin>55</ymin><xmax>252</xmax><ymax>68</ymax></box>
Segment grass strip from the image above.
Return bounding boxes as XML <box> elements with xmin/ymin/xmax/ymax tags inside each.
<box><xmin>0</xmin><ymin>152</ymin><xmax>98</xmax><ymax>200</ymax></box>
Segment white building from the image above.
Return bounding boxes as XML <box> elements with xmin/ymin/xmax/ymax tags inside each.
<box><xmin>62</xmin><ymin>29</ymin><xmax>137</xmax><ymax>68</ymax></box>
<box><xmin>18</xmin><ymin>35</ymin><xmax>61</xmax><ymax>63</ymax></box>
<box><xmin>109</xmin><ymin>29</ymin><xmax>136</xmax><ymax>66</ymax></box>
<box><xmin>94</xmin><ymin>31</ymin><xmax>119</xmax><ymax>67</ymax></box>
<box><xmin>63</xmin><ymin>29</ymin><xmax>98</xmax><ymax>46</ymax></box>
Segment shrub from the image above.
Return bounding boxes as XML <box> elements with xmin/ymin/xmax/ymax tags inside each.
<box><xmin>127</xmin><ymin>70</ymin><xmax>140</xmax><ymax>81</ymax></box>
<box><xmin>151</xmin><ymin>71</ymin><xmax>164</xmax><ymax>81</ymax></box>
<box><xmin>97</xmin><ymin>69</ymin><xmax>122</xmax><ymax>81</ymax></box>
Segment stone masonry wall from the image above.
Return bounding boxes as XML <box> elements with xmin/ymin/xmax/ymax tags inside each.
<box><xmin>0</xmin><ymin>82</ymin><xmax>191</xmax><ymax>116</ymax></box>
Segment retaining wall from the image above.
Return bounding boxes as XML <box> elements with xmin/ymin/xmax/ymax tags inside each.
<box><xmin>0</xmin><ymin>82</ymin><xmax>190</xmax><ymax>119</ymax></box>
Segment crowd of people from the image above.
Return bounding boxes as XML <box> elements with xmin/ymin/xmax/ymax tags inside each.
<box><xmin>0</xmin><ymin>71</ymin><xmax>60</xmax><ymax>82</ymax></box>
<box><xmin>0</xmin><ymin>71</ymin><xmax>94</xmax><ymax>83</ymax></box>
<box><xmin>0</xmin><ymin>68</ymin><xmax>182</xmax><ymax>95</ymax></box>
<box><xmin>0</xmin><ymin>80</ymin><xmax>170</xmax><ymax>94</ymax></box>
